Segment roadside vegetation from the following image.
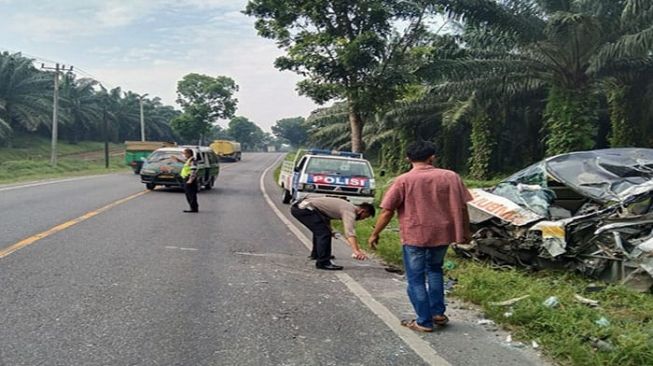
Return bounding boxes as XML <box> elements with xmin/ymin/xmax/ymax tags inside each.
<box><xmin>253</xmin><ymin>1</ymin><xmax>653</xmax><ymax>181</ymax></box>
<box><xmin>0</xmin><ymin>134</ymin><xmax>127</xmax><ymax>184</ymax></box>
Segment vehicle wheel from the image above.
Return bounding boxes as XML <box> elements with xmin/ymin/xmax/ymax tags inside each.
<box><xmin>205</xmin><ymin>177</ymin><xmax>214</xmax><ymax>190</ymax></box>
<box><xmin>133</xmin><ymin>169</ymin><xmax>140</xmax><ymax>175</ymax></box>
<box><xmin>146</xmin><ymin>183</ymin><xmax>156</xmax><ymax>190</ymax></box>
<box><xmin>281</xmin><ymin>189</ymin><xmax>292</xmax><ymax>204</ymax></box>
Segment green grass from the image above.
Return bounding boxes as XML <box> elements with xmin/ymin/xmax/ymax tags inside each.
<box><xmin>273</xmin><ymin>151</ymin><xmax>296</xmax><ymax>184</ymax></box>
<box><xmin>463</xmin><ymin>177</ymin><xmax>505</xmax><ymax>188</ymax></box>
<box><xmin>282</xmin><ymin>161</ymin><xmax>653</xmax><ymax>365</ymax></box>
<box><xmin>0</xmin><ymin>134</ymin><xmax>128</xmax><ymax>184</ymax></box>
<box><xmin>447</xmin><ymin>260</ymin><xmax>653</xmax><ymax>365</ymax></box>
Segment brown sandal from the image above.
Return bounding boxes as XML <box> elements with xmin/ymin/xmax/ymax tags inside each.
<box><xmin>433</xmin><ymin>315</ymin><xmax>449</xmax><ymax>326</ymax></box>
<box><xmin>400</xmin><ymin>319</ymin><xmax>433</xmax><ymax>333</ymax></box>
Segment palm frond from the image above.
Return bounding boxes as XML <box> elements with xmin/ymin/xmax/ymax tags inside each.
<box><xmin>442</xmin><ymin>95</ymin><xmax>476</xmax><ymax>129</ymax></box>
<box><xmin>365</xmin><ymin>128</ymin><xmax>397</xmax><ymax>149</ymax></box>
<box><xmin>590</xmin><ymin>25</ymin><xmax>653</xmax><ymax>73</ymax></box>
<box><xmin>434</xmin><ymin>0</ymin><xmax>546</xmax><ymax>43</ymax></box>
<box><xmin>0</xmin><ymin>115</ymin><xmax>12</xmax><ymax>143</ymax></box>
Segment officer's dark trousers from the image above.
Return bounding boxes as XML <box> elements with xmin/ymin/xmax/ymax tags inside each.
<box><xmin>290</xmin><ymin>206</ymin><xmax>332</xmax><ymax>265</ymax></box>
<box><xmin>184</xmin><ymin>180</ymin><xmax>199</xmax><ymax>212</ymax></box>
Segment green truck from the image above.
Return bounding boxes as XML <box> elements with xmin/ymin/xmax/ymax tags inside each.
<box><xmin>125</xmin><ymin>141</ymin><xmax>176</xmax><ymax>174</ymax></box>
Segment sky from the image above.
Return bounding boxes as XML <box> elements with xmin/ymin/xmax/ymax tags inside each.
<box><xmin>0</xmin><ymin>0</ymin><xmax>319</xmax><ymax>132</ymax></box>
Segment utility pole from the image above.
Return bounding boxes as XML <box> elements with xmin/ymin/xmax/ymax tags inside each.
<box><xmin>99</xmin><ymin>84</ymin><xmax>110</xmax><ymax>169</ymax></box>
<box><xmin>138</xmin><ymin>93</ymin><xmax>149</xmax><ymax>141</ymax></box>
<box><xmin>103</xmin><ymin>104</ymin><xmax>109</xmax><ymax>168</ymax></box>
<box><xmin>42</xmin><ymin>63</ymin><xmax>73</xmax><ymax>167</ymax></box>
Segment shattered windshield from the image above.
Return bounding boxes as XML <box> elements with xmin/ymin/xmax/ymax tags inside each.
<box><xmin>503</xmin><ymin>162</ymin><xmax>548</xmax><ymax>186</ymax></box>
<box><xmin>147</xmin><ymin>151</ymin><xmax>184</xmax><ymax>163</ymax></box>
<box><xmin>492</xmin><ymin>162</ymin><xmax>554</xmax><ymax>217</ymax></box>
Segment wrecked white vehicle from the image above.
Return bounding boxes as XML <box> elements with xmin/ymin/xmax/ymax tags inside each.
<box><xmin>455</xmin><ymin>148</ymin><xmax>653</xmax><ymax>291</ymax></box>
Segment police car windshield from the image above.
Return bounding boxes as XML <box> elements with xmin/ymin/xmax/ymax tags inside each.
<box><xmin>305</xmin><ymin>157</ymin><xmax>372</xmax><ymax>177</ymax></box>
<box><xmin>147</xmin><ymin>151</ymin><xmax>184</xmax><ymax>162</ymax></box>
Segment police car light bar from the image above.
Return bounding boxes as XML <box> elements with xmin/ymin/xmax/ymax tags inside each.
<box><xmin>307</xmin><ymin>149</ymin><xmax>363</xmax><ymax>158</ymax></box>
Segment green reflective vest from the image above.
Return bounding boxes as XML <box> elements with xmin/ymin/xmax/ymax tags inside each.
<box><xmin>180</xmin><ymin>158</ymin><xmax>194</xmax><ymax>178</ymax></box>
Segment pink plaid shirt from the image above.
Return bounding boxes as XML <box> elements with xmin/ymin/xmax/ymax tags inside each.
<box><xmin>380</xmin><ymin>166</ymin><xmax>473</xmax><ymax>247</ymax></box>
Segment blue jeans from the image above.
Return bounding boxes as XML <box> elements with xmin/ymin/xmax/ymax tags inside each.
<box><xmin>402</xmin><ymin>244</ymin><xmax>448</xmax><ymax>328</ymax></box>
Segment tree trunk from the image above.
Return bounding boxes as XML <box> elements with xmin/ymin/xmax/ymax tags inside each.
<box><xmin>544</xmin><ymin>85</ymin><xmax>598</xmax><ymax>156</ymax></box>
<box><xmin>608</xmin><ymin>84</ymin><xmax>640</xmax><ymax>147</ymax></box>
<box><xmin>468</xmin><ymin>111</ymin><xmax>495</xmax><ymax>180</ymax></box>
<box><xmin>348</xmin><ymin>103</ymin><xmax>364</xmax><ymax>153</ymax></box>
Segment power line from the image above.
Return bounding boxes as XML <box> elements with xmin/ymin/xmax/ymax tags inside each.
<box><xmin>0</xmin><ymin>46</ymin><xmax>119</xmax><ymax>90</ymax></box>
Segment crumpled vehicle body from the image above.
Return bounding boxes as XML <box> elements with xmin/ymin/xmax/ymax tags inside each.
<box><xmin>455</xmin><ymin>148</ymin><xmax>653</xmax><ymax>291</ymax></box>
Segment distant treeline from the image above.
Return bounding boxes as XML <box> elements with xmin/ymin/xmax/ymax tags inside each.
<box><xmin>0</xmin><ymin>52</ymin><xmax>180</xmax><ymax>146</ymax></box>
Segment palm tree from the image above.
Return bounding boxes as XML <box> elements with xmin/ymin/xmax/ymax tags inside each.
<box><xmin>101</xmin><ymin>88</ymin><xmax>140</xmax><ymax>142</ymax></box>
<box><xmin>303</xmin><ymin>102</ymin><xmax>351</xmax><ymax>150</ymax></box>
<box><xmin>0</xmin><ymin>52</ymin><xmax>51</xmax><ymax>144</ymax></box>
<box><xmin>141</xmin><ymin>97</ymin><xmax>179</xmax><ymax>141</ymax></box>
<box><xmin>589</xmin><ymin>0</ymin><xmax>653</xmax><ymax>146</ymax></box>
<box><xmin>428</xmin><ymin>0</ymin><xmax>646</xmax><ymax>155</ymax></box>
<box><xmin>59</xmin><ymin>75</ymin><xmax>102</xmax><ymax>143</ymax></box>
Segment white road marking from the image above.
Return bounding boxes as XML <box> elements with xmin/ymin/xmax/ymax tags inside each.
<box><xmin>258</xmin><ymin>155</ymin><xmax>451</xmax><ymax>366</ymax></box>
<box><xmin>234</xmin><ymin>252</ymin><xmax>268</xmax><ymax>257</ymax></box>
<box><xmin>0</xmin><ymin>174</ymin><xmax>111</xmax><ymax>192</ymax></box>
<box><xmin>164</xmin><ymin>246</ymin><xmax>198</xmax><ymax>251</ymax></box>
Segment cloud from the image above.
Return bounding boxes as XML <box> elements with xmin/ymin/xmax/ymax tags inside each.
<box><xmin>89</xmin><ymin>46</ymin><xmax>122</xmax><ymax>55</ymax></box>
<box><xmin>96</xmin><ymin>1</ymin><xmax>149</xmax><ymax>28</ymax></box>
<box><xmin>6</xmin><ymin>0</ymin><xmax>240</xmax><ymax>41</ymax></box>
<box><xmin>8</xmin><ymin>14</ymin><xmax>87</xmax><ymax>42</ymax></box>
<box><xmin>2</xmin><ymin>0</ymin><xmax>319</xmax><ymax>131</ymax></box>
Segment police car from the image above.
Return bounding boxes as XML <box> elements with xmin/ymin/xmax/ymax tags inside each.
<box><xmin>278</xmin><ymin>149</ymin><xmax>378</xmax><ymax>205</ymax></box>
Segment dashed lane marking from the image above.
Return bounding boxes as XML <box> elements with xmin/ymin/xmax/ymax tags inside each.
<box><xmin>0</xmin><ymin>190</ymin><xmax>149</xmax><ymax>259</ymax></box>
<box><xmin>0</xmin><ymin>175</ymin><xmax>110</xmax><ymax>192</ymax></box>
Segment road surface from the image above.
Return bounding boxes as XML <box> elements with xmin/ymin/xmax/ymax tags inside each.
<box><xmin>0</xmin><ymin>153</ymin><xmax>548</xmax><ymax>366</ymax></box>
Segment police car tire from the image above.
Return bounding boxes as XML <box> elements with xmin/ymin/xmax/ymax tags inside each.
<box><xmin>281</xmin><ymin>189</ymin><xmax>292</xmax><ymax>204</ymax></box>
<box><xmin>145</xmin><ymin>183</ymin><xmax>155</xmax><ymax>190</ymax></box>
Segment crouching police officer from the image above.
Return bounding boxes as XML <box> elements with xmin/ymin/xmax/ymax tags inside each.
<box><xmin>291</xmin><ymin>196</ymin><xmax>375</xmax><ymax>270</ymax></box>
<box><xmin>172</xmin><ymin>148</ymin><xmax>199</xmax><ymax>213</ymax></box>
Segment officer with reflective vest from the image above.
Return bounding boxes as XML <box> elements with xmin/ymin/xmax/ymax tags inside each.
<box><xmin>172</xmin><ymin>148</ymin><xmax>199</xmax><ymax>213</ymax></box>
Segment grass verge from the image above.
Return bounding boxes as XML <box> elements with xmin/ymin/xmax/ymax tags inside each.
<box><xmin>278</xmin><ymin>160</ymin><xmax>653</xmax><ymax>365</ymax></box>
<box><xmin>273</xmin><ymin>151</ymin><xmax>295</xmax><ymax>184</ymax></box>
<box><xmin>0</xmin><ymin>135</ymin><xmax>128</xmax><ymax>184</ymax></box>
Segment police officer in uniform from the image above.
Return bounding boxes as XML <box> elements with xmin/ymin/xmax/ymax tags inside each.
<box><xmin>172</xmin><ymin>148</ymin><xmax>199</xmax><ymax>213</ymax></box>
<box><xmin>291</xmin><ymin>196</ymin><xmax>375</xmax><ymax>270</ymax></box>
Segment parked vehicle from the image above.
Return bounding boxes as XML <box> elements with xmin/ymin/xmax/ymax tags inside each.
<box><xmin>210</xmin><ymin>140</ymin><xmax>242</xmax><ymax>162</ymax></box>
<box><xmin>124</xmin><ymin>140</ymin><xmax>176</xmax><ymax>174</ymax></box>
<box><xmin>140</xmin><ymin>146</ymin><xmax>220</xmax><ymax>190</ymax></box>
<box><xmin>278</xmin><ymin>149</ymin><xmax>378</xmax><ymax>205</ymax></box>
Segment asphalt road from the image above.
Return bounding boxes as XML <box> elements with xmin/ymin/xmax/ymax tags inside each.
<box><xmin>0</xmin><ymin>153</ymin><xmax>548</xmax><ymax>366</ymax></box>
